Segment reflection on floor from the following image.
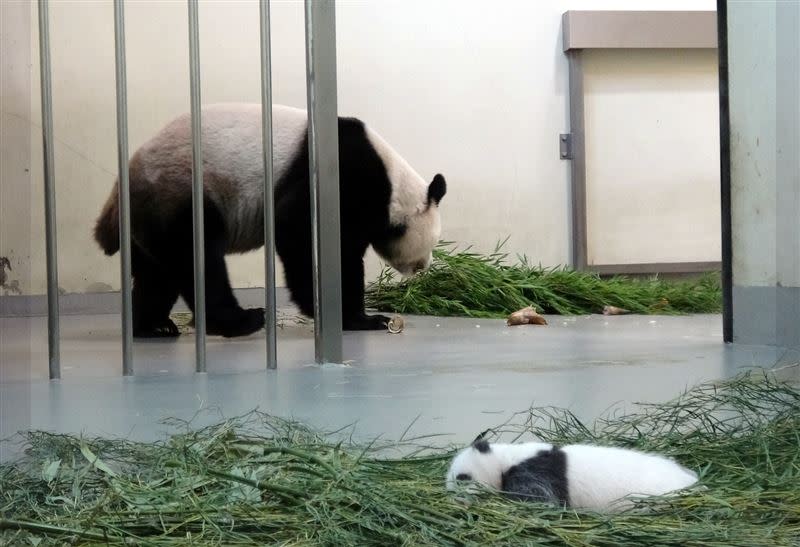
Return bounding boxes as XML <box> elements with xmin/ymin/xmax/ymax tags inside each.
<box><xmin>2</xmin><ymin>311</ymin><xmax>797</xmax><ymax>461</ymax></box>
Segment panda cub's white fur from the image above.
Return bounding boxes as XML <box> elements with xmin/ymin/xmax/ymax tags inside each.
<box><xmin>446</xmin><ymin>440</ymin><xmax>698</xmax><ymax>512</ymax></box>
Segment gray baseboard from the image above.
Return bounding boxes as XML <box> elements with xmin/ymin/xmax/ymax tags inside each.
<box><xmin>732</xmin><ymin>285</ymin><xmax>800</xmax><ymax>349</ymax></box>
<box><xmin>0</xmin><ymin>287</ymin><xmax>293</xmax><ymax>317</ymax></box>
<box><xmin>589</xmin><ymin>261</ymin><xmax>721</xmax><ymax>275</ymax></box>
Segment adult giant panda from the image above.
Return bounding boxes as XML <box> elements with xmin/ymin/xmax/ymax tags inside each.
<box><xmin>94</xmin><ymin>104</ymin><xmax>446</xmax><ymax>338</ymax></box>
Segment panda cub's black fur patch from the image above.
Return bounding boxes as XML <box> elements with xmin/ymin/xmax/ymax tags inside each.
<box><xmin>473</xmin><ymin>440</ymin><xmax>491</xmax><ymax>454</ymax></box>
<box><xmin>501</xmin><ymin>446</ymin><xmax>569</xmax><ymax>505</ymax></box>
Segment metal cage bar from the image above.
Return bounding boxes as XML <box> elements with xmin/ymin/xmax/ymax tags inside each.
<box><xmin>304</xmin><ymin>0</ymin><xmax>343</xmax><ymax>364</ymax></box>
<box><xmin>113</xmin><ymin>0</ymin><xmax>134</xmax><ymax>375</ymax></box>
<box><xmin>716</xmin><ymin>0</ymin><xmax>733</xmax><ymax>343</ymax></box>
<box><xmin>259</xmin><ymin>0</ymin><xmax>277</xmax><ymax>370</ymax></box>
<box><xmin>37</xmin><ymin>0</ymin><xmax>61</xmax><ymax>380</ymax></box>
<box><xmin>188</xmin><ymin>0</ymin><xmax>207</xmax><ymax>372</ymax></box>
<box><xmin>35</xmin><ymin>0</ymin><xmax>343</xmax><ymax>374</ymax></box>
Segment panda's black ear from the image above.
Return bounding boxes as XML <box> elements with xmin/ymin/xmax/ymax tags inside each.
<box><xmin>471</xmin><ymin>428</ymin><xmax>492</xmax><ymax>453</ymax></box>
<box><xmin>427</xmin><ymin>174</ymin><xmax>446</xmax><ymax>206</ymax></box>
<box><xmin>473</xmin><ymin>440</ymin><xmax>491</xmax><ymax>454</ymax></box>
<box><xmin>472</xmin><ymin>428</ymin><xmax>491</xmax><ymax>444</ymax></box>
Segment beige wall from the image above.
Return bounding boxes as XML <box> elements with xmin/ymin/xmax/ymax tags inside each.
<box><xmin>1</xmin><ymin>0</ymin><xmax>33</xmax><ymax>296</ymax></box>
<box><xmin>584</xmin><ymin>48</ymin><xmax>721</xmax><ymax>266</ymax></box>
<box><xmin>1</xmin><ymin>0</ymin><xmax>717</xmax><ymax>296</ymax></box>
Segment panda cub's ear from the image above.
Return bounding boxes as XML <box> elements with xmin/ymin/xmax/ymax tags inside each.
<box><xmin>472</xmin><ymin>428</ymin><xmax>491</xmax><ymax>444</ymax></box>
<box><xmin>427</xmin><ymin>174</ymin><xmax>447</xmax><ymax>206</ymax></box>
<box><xmin>471</xmin><ymin>428</ymin><xmax>492</xmax><ymax>453</ymax></box>
<box><xmin>473</xmin><ymin>440</ymin><xmax>491</xmax><ymax>454</ymax></box>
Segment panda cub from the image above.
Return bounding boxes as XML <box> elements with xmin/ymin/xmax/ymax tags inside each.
<box><xmin>446</xmin><ymin>436</ymin><xmax>698</xmax><ymax>512</ymax></box>
<box><xmin>94</xmin><ymin>104</ymin><xmax>446</xmax><ymax>338</ymax></box>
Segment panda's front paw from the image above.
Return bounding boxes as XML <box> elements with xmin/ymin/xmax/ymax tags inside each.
<box><xmin>207</xmin><ymin>307</ymin><xmax>265</xmax><ymax>338</ymax></box>
<box><xmin>343</xmin><ymin>313</ymin><xmax>391</xmax><ymax>331</ymax></box>
<box><xmin>133</xmin><ymin>318</ymin><xmax>180</xmax><ymax>338</ymax></box>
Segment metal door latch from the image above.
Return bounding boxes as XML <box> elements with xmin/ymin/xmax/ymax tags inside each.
<box><xmin>559</xmin><ymin>133</ymin><xmax>573</xmax><ymax>160</ymax></box>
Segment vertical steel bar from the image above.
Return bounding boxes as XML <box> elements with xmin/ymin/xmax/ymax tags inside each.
<box><xmin>37</xmin><ymin>0</ymin><xmax>61</xmax><ymax>380</ymax></box>
<box><xmin>567</xmin><ymin>50</ymin><xmax>587</xmax><ymax>271</ymax></box>
<box><xmin>188</xmin><ymin>0</ymin><xmax>206</xmax><ymax>372</ymax></box>
<box><xmin>113</xmin><ymin>0</ymin><xmax>134</xmax><ymax>375</ymax></box>
<box><xmin>304</xmin><ymin>0</ymin><xmax>343</xmax><ymax>364</ymax></box>
<box><xmin>716</xmin><ymin>0</ymin><xmax>733</xmax><ymax>343</ymax></box>
<box><xmin>259</xmin><ymin>0</ymin><xmax>277</xmax><ymax>370</ymax></box>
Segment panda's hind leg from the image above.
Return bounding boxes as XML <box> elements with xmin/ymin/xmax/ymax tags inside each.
<box><xmin>131</xmin><ymin>245</ymin><xmax>180</xmax><ymax>338</ymax></box>
<box><xmin>173</xmin><ymin>205</ymin><xmax>265</xmax><ymax>338</ymax></box>
<box><xmin>201</xmin><ymin>241</ymin><xmax>265</xmax><ymax>338</ymax></box>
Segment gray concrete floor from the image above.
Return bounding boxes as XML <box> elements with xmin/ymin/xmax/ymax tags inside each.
<box><xmin>2</xmin><ymin>311</ymin><xmax>798</xmax><ymax>461</ymax></box>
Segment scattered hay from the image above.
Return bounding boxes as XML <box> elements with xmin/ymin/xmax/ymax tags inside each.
<box><xmin>1</xmin><ymin>371</ymin><xmax>798</xmax><ymax>546</ymax></box>
<box><xmin>366</xmin><ymin>240</ymin><xmax>722</xmax><ymax>318</ymax></box>
<box><xmin>169</xmin><ymin>311</ymin><xmax>194</xmax><ymax>335</ymax></box>
<box><xmin>169</xmin><ymin>310</ymin><xmax>313</xmax><ymax>335</ymax></box>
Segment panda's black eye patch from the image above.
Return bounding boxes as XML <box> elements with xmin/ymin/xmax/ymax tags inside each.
<box><xmin>456</xmin><ymin>473</ymin><xmax>472</xmax><ymax>481</ymax></box>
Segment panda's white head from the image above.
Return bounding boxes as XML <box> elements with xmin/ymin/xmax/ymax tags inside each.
<box><xmin>446</xmin><ymin>438</ymin><xmax>505</xmax><ymax>493</ymax></box>
<box><xmin>365</xmin><ymin>127</ymin><xmax>446</xmax><ymax>277</ymax></box>
<box><xmin>446</xmin><ymin>435</ymin><xmax>554</xmax><ymax>494</ymax></box>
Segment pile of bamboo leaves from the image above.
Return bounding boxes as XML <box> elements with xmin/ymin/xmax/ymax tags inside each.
<box><xmin>365</xmin><ymin>241</ymin><xmax>722</xmax><ymax>318</ymax></box>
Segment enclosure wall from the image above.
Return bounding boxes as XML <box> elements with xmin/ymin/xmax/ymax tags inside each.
<box><xmin>2</xmin><ymin>0</ymin><xmax>715</xmax><ymax>300</ymax></box>
<box><xmin>0</xmin><ymin>0</ymin><xmax>34</xmax><ymax>450</ymax></box>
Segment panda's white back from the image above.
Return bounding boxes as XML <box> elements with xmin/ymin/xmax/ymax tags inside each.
<box><xmin>562</xmin><ymin>444</ymin><xmax>698</xmax><ymax>510</ymax></box>
<box><xmin>138</xmin><ymin>103</ymin><xmax>307</xmax><ymax>187</ymax></box>
<box><xmin>133</xmin><ymin>103</ymin><xmax>309</xmax><ymax>251</ymax></box>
